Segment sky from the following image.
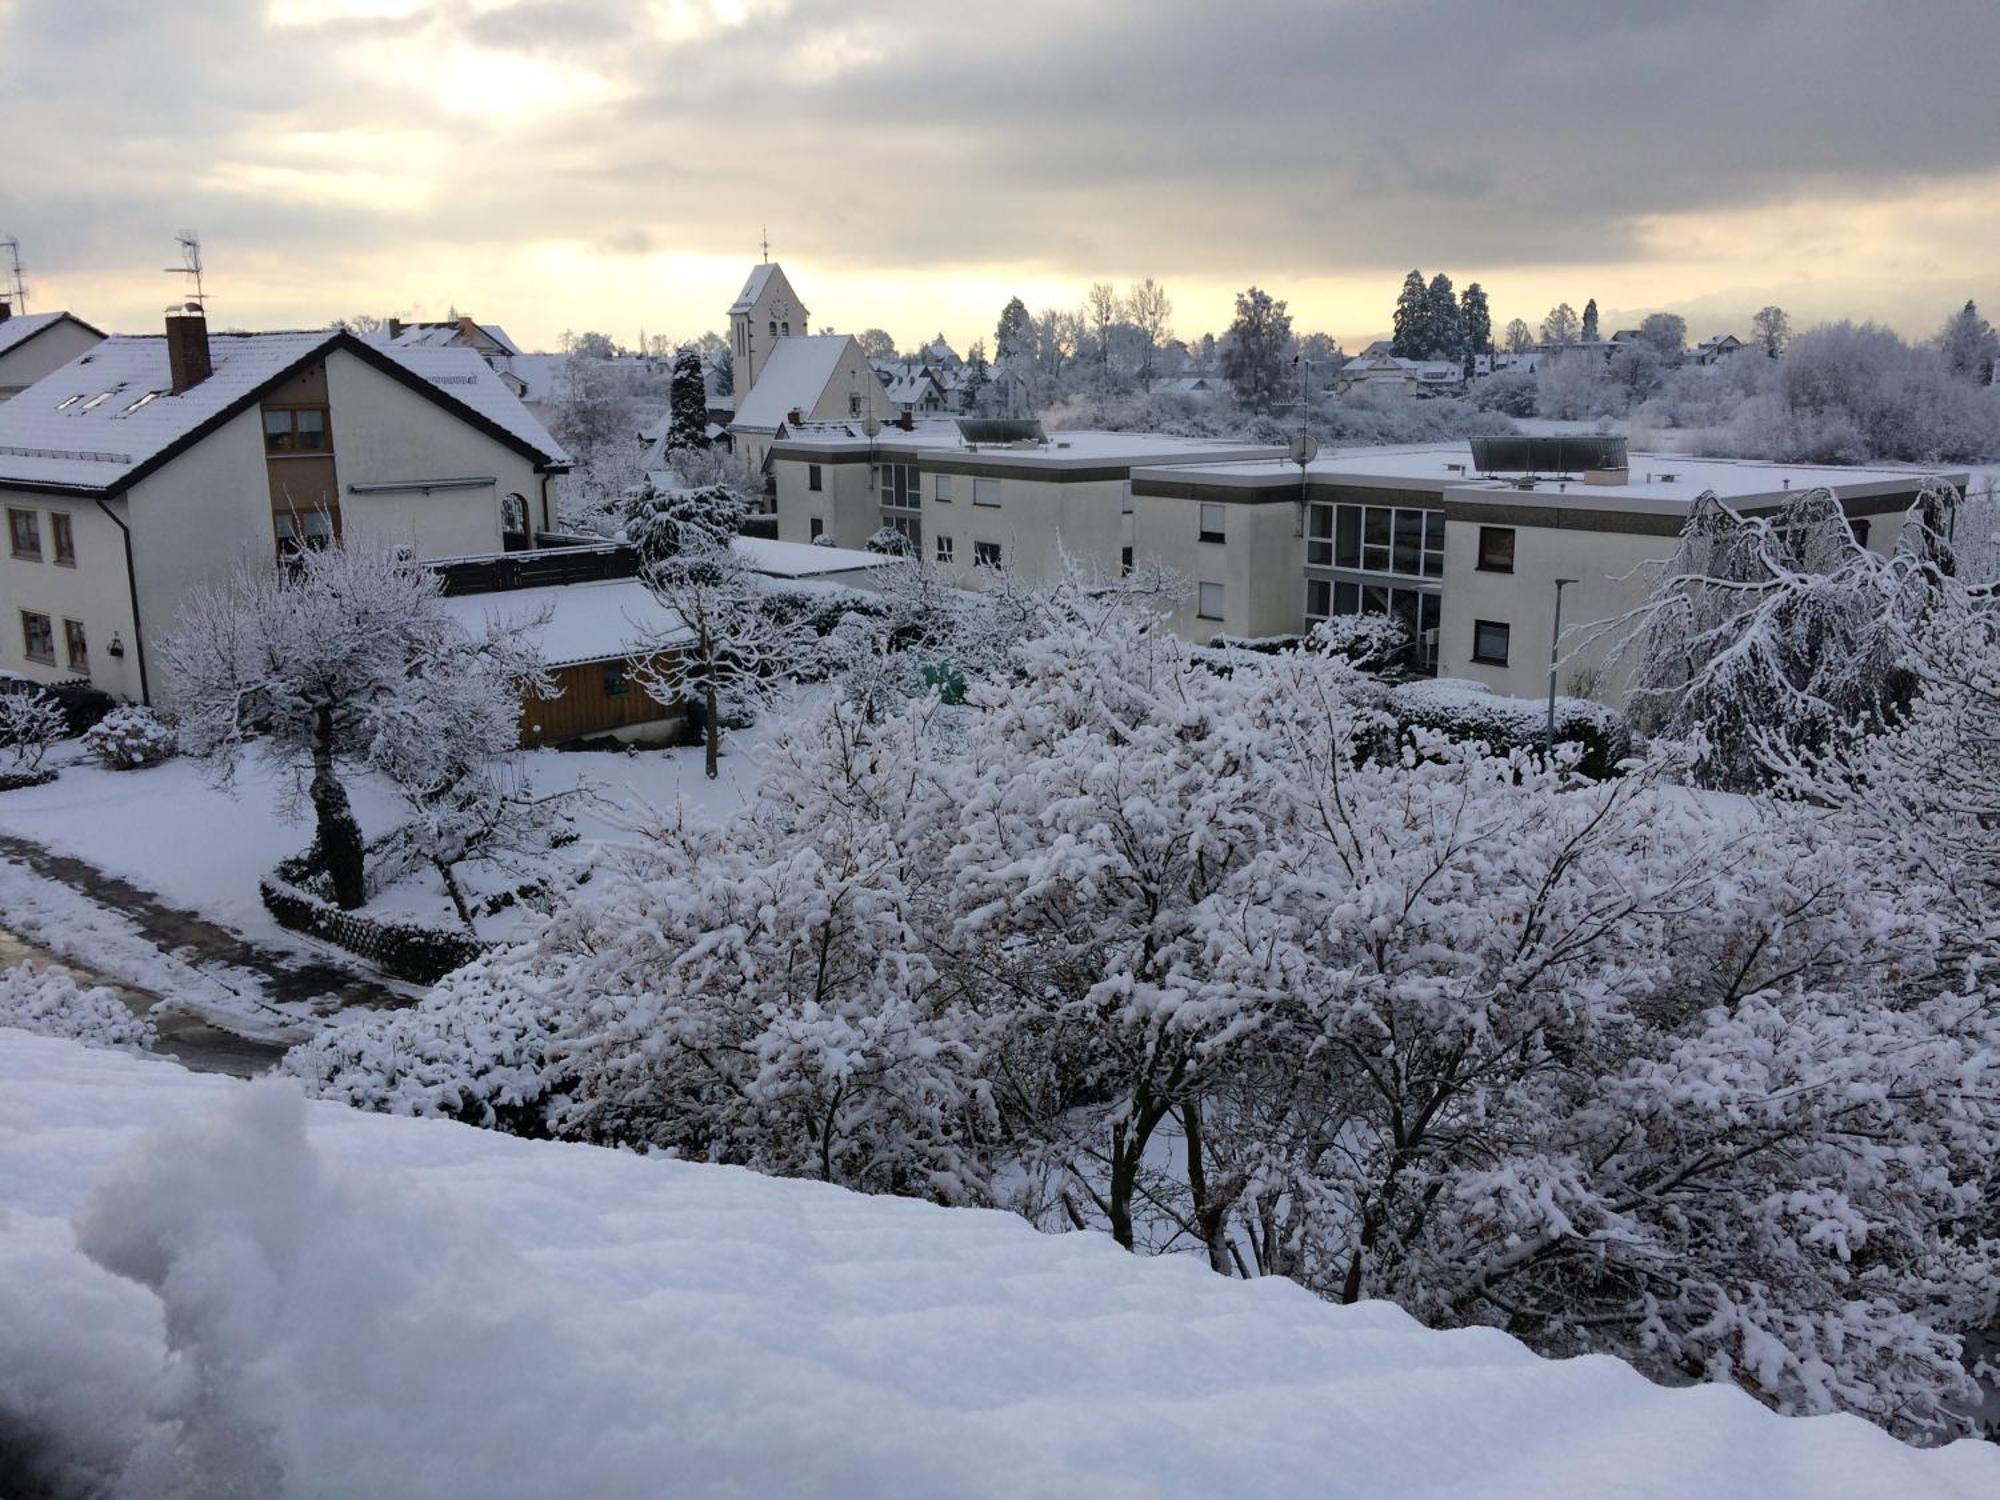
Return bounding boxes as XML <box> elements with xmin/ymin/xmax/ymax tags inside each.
<box><xmin>3</xmin><ymin>0</ymin><xmax>1998</xmax><ymax>356</ymax></box>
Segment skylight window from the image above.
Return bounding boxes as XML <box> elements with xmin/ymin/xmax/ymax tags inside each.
<box><xmin>55</xmin><ymin>394</ymin><xmax>83</xmax><ymax>410</ymax></box>
<box><xmin>78</xmin><ymin>391</ymin><xmax>117</xmax><ymax>412</ymax></box>
<box><xmin>122</xmin><ymin>391</ymin><xmax>163</xmax><ymax>414</ymax></box>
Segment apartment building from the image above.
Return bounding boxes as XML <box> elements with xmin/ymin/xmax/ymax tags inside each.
<box><xmin>0</xmin><ymin>306</ymin><xmax>570</xmax><ymax>704</ymax></box>
<box><xmin>1130</xmin><ymin>438</ymin><xmax>1963</xmax><ymax>700</ymax></box>
<box><xmin>768</xmin><ymin>421</ymin><xmax>1283</xmax><ymax>603</ymax></box>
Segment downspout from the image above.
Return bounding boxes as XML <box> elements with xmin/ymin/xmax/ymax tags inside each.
<box><xmin>93</xmin><ymin>495</ymin><xmax>151</xmax><ymax>705</ymax></box>
<box><xmin>540</xmin><ymin>472</ymin><xmax>553</xmax><ymax>535</ymax></box>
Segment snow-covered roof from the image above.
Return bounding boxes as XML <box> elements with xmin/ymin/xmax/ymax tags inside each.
<box><xmin>0</xmin><ymin>311</ymin><xmax>102</xmax><ymax>360</ymax></box>
<box><xmin>438</xmin><ymin>577</ymin><xmax>687</xmax><ymax>667</ymax></box>
<box><xmin>728</xmin><ymin>263</ymin><xmax>778</xmax><ymax>316</ymax></box>
<box><xmin>730</xmin><ymin>535</ymin><xmax>896</xmax><ymax>578</ymax></box>
<box><xmin>732</xmin><ymin>335</ymin><xmax>862</xmax><ymax>431</ymax></box>
<box><xmin>0</xmin><ymin>331</ymin><xmax>567</xmax><ymax>493</ymax></box>
<box><xmin>371</xmin><ymin>320</ymin><xmax>522</xmax><ymax>356</ymax></box>
<box><xmin>773</xmin><ymin>425</ymin><xmax>1286</xmax><ymax>471</ymax></box>
<box><xmin>4</xmin><ymin>1031</ymin><xmax>1994</xmax><ymax>1498</ymax></box>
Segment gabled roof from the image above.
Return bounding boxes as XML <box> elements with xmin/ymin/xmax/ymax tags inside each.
<box><xmin>368</xmin><ymin>319</ymin><xmax>522</xmax><ymax>356</ymax></box>
<box><xmin>0</xmin><ymin>330</ymin><xmax>569</xmax><ymax>495</ymax></box>
<box><xmin>729</xmin><ymin>263</ymin><xmax>780</xmax><ymax>316</ymax></box>
<box><xmin>0</xmin><ymin>311</ymin><xmax>106</xmax><ymax>361</ymax></box>
<box><xmin>732</xmin><ymin>335</ymin><xmax>864</xmax><ymax>431</ymax></box>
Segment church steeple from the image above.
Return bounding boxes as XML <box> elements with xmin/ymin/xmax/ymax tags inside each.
<box><xmin>726</xmin><ymin>259</ymin><xmax>808</xmax><ymax>396</ymax></box>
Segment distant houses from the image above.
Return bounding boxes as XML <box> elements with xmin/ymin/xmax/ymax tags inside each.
<box><xmin>0</xmin><ymin>308</ymin><xmax>104</xmax><ymax>402</ymax></box>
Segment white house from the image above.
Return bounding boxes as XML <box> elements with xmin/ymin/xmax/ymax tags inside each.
<box><xmin>369</xmin><ymin>315</ymin><xmax>522</xmax><ymax>365</ymax></box>
<box><xmin>1332</xmin><ymin>354</ymin><xmax>1464</xmax><ymax>397</ymax></box>
<box><xmin>0</xmin><ymin>306</ymin><xmax>570</xmax><ymax>704</ymax></box>
<box><xmin>0</xmin><ymin>310</ymin><xmax>105</xmax><ymax>402</ymax></box>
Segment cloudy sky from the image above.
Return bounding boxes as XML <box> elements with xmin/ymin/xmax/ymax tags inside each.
<box><xmin>4</xmin><ymin>0</ymin><xmax>1997</xmax><ymax>354</ymax></box>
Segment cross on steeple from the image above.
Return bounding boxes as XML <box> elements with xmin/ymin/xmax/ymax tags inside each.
<box><xmin>760</xmin><ymin>226</ymin><xmax>770</xmax><ymax>264</ymax></box>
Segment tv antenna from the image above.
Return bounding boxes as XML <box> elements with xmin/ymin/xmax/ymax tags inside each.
<box><xmin>0</xmin><ymin>237</ymin><xmax>25</xmax><ymax>313</ymax></box>
<box><xmin>164</xmin><ymin>230</ymin><xmax>207</xmax><ymax>310</ymax></box>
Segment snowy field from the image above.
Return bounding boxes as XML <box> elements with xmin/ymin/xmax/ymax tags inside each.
<box><xmin>3</xmin><ymin>1030</ymin><xmax>1995</xmax><ymax>1500</ymax></box>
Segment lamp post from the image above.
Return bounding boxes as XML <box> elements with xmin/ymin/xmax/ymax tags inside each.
<box><xmin>1546</xmin><ymin>577</ymin><xmax>1578</xmax><ymax>751</ymax></box>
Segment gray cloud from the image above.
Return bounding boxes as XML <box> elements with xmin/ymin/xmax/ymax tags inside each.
<box><xmin>3</xmin><ymin>0</ymin><xmax>1997</xmax><ymax>330</ymax></box>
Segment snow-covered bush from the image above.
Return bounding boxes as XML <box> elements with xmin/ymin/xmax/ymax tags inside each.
<box><xmin>1308</xmin><ymin>614</ymin><xmax>1412</xmax><ymax>673</ymax></box>
<box><xmin>0</xmin><ymin>962</ymin><xmax>152</xmax><ymax>1050</ymax></box>
<box><xmin>0</xmin><ymin>687</ymin><xmax>67</xmax><ymax>778</ymax></box>
<box><xmin>1391</xmin><ymin>677</ymin><xmax>1630</xmax><ymax>777</ymax></box>
<box><xmin>294</xmin><ymin>582</ymin><xmax>2000</xmax><ymax>1439</ymax></box>
<box><xmin>80</xmin><ymin>705</ymin><xmax>176</xmax><ymax>770</ymax></box>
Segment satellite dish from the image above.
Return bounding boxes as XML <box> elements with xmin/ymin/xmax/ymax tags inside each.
<box><xmin>862</xmin><ymin>416</ymin><xmax>882</xmax><ymax>437</ymax></box>
<box><xmin>1289</xmin><ymin>434</ymin><xmax>1320</xmax><ymax>465</ymax></box>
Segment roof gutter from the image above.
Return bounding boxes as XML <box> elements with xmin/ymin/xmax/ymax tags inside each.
<box><xmin>92</xmin><ymin>495</ymin><xmax>151</xmax><ymax>706</ymax></box>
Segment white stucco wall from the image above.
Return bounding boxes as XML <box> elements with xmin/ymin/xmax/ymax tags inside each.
<box><xmin>325</xmin><ymin>349</ymin><xmax>548</xmax><ymax>559</ymax></box>
<box><xmin>0</xmin><ymin>490</ymin><xmax>144</xmax><ymax>699</ymax></box>
<box><xmin>1131</xmin><ymin>495</ymin><xmax>1304</xmax><ymax>640</ymax></box>
<box><xmin>0</xmin><ymin>320</ymin><xmax>104</xmax><ymax>401</ymax></box>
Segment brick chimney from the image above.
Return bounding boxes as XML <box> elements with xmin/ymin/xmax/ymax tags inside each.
<box><xmin>898</xmin><ymin>409</ymin><xmax>914</xmax><ymax>431</ymax></box>
<box><xmin>387</xmin><ymin>317</ymin><xmax>404</xmax><ymax>342</ymax></box>
<box><xmin>165</xmin><ymin>302</ymin><xmax>212</xmax><ymax>394</ymax></box>
<box><xmin>0</xmin><ymin>299</ymin><xmax>11</xmax><ymax>325</ymax></box>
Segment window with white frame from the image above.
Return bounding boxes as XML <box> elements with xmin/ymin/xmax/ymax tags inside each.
<box><xmin>876</xmin><ymin>462</ymin><xmax>918</xmax><ymax>509</ymax></box>
<box><xmin>974</xmin><ymin>540</ymin><xmax>1002</xmax><ymax>569</ymax></box>
<box><xmin>935</xmin><ymin>534</ymin><xmax>955</xmax><ymax>564</ymax></box>
<box><xmin>1196</xmin><ymin>581</ymin><xmax>1224</xmax><ymax>619</ymax></box>
<box><xmin>1306</xmin><ymin>501</ymin><xmax>1443</xmax><ymax>578</ymax></box>
<box><xmin>934</xmin><ymin>474</ymin><xmax>954</xmax><ymax>502</ymax></box>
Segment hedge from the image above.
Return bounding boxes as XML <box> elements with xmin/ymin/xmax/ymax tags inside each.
<box><xmin>262</xmin><ymin>857</ymin><xmax>486</xmax><ymax>985</ymax></box>
<box><xmin>1391</xmin><ymin>678</ymin><xmax>1631</xmax><ymax>779</ymax></box>
<box><xmin>0</xmin><ymin>768</ymin><xmax>57</xmax><ymax>793</ymax></box>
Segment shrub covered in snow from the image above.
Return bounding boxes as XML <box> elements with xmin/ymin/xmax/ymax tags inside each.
<box><xmin>80</xmin><ymin>705</ymin><xmax>177</xmax><ymax>770</ymax></box>
<box><xmin>0</xmin><ymin>961</ymin><xmax>152</xmax><ymax>1051</ymax></box>
<box><xmin>293</xmin><ymin>585</ymin><xmax>2000</xmax><ymax>1439</ymax></box>
<box><xmin>1391</xmin><ymin>677</ymin><xmax>1630</xmax><ymax>777</ymax></box>
<box><xmin>0</xmin><ymin>687</ymin><xmax>68</xmax><ymax>778</ymax></box>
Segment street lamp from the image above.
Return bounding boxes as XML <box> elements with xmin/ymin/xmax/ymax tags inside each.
<box><xmin>1546</xmin><ymin>577</ymin><xmax>1579</xmax><ymax>752</ymax></box>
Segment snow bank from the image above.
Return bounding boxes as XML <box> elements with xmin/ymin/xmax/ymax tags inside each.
<box><xmin>0</xmin><ymin>961</ymin><xmax>151</xmax><ymax>1050</ymax></box>
<box><xmin>1</xmin><ymin>1031</ymin><xmax>1993</xmax><ymax>1499</ymax></box>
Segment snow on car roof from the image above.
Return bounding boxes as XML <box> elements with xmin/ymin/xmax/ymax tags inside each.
<box><xmin>3</xmin><ymin>1030</ymin><xmax>1994</xmax><ymax>1499</ymax></box>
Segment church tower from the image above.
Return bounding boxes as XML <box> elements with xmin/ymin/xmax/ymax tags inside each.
<box><xmin>727</xmin><ymin>257</ymin><xmax>808</xmax><ymax>397</ymax></box>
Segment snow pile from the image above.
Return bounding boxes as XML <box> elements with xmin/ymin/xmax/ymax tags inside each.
<box><xmin>0</xmin><ymin>962</ymin><xmax>151</xmax><ymax>1051</ymax></box>
<box><xmin>2</xmin><ymin>1032</ymin><xmax>1995</xmax><ymax>1499</ymax></box>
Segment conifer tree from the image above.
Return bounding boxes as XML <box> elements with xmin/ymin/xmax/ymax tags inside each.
<box><xmin>1581</xmin><ymin>298</ymin><xmax>1600</xmax><ymax>342</ymax></box>
<box><xmin>1459</xmin><ymin>282</ymin><xmax>1492</xmax><ymax>360</ymax></box>
<box><xmin>1390</xmin><ymin>269</ymin><xmax>1427</xmax><ymax>357</ymax></box>
<box><xmin>666</xmin><ymin>347</ymin><xmax>708</xmax><ymax>451</ymax></box>
<box><xmin>1423</xmin><ymin>272</ymin><xmax>1463</xmax><ymax>362</ymax></box>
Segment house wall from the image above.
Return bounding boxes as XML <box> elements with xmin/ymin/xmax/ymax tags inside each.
<box><xmin>805</xmin><ymin>346</ymin><xmax>896</xmax><ymax>427</ymax></box>
<box><xmin>775</xmin><ymin>454</ymin><xmax>877</xmax><ymax>545</ymax></box>
<box><xmin>0</xmin><ymin>320</ymin><xmax>104</xmax><ymax>402</ymax></box>
<box><xmin>0</xmin><ymin>489</ymin><xmax>144</xmax><ymax>699</ymax></box>
<box><xmin>1132</xmin><ymin>493</ymin><xmax>1302</xmax><ymax>640</ymax></box>
<box><xmin>521</xmin><ymin>658</ymin><xmax>682</xmax><ymax>746</ymax></box>
<box><xmin>324</xmin><ymin>348</ymin><xmax>547</xmax><ymax>560</ymax></box>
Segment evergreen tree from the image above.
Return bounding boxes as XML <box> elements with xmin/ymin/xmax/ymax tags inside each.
<box><xmin>666</xmin><ymin>347</ymin><xmax>708</xmax><ymax>451</ymax></box>
<box><xmin>961</xmin><ymin>339</ymin><xmax>992</xmax><ymax>408</ymax></box>
<box><xmin>1423</xmin><ymin>272</ymin><xmax>1463</xmax><ymax>362</ymax></box>
<box><xmin>1390</xmin><ymin>270</ymin><xmax>1427</xmax><ymax>358</ymax></box>
<box><xmin>1459</xmin><ymin>282</ymin><xmax>1492</xmax><ymax>360</ymax></box>
<box><xmin>1221</xmin><ymin>286</ymin><xmax>1293</xmax><ymax>412</ymax></box>
<box><xmin>994</xmin><ymin>298</ymin><xmax>1033</xmax><ymax>367</ymax></box>
<box><xmin>1940</xmin><ymin>299</ymin><xmax>1998</xmax><ymax>384</ymax></box>
<box><xmin>1581</xmin><ymin>298</ymin><xmax>1601</xmax><ymax>342</ymax></box>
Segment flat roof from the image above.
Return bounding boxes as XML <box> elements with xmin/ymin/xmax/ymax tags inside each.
<box><xmin>1134</xmin><ymin>443</ymin><xmax>1965</xmax><ymax>509</ymax></box>
<box><xmin>773</xmin><ymin>425</ymin><xmax>1284</xmax><ymax>471</ymax></box>
<box><xmin>439</xmin><ymin>578</ymin><xmax>688</xmax><ymax>668</ymax></box>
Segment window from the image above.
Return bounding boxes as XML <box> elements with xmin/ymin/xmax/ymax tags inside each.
<box><xmin>1121</xmin><ymin>482</ymin><xmax>1134</xmax><ymax>516</ymax></box>
<box><xmin>1312</xmin><ymin>502</ymin><xmax>1443</xmax><ymax>578</ymax></box>
<box><xmin>1197</xmin><ymin>581</ymin><xmax>1225</xmax><ymax>620</ymax></box>
<box><xmin>8</xmin><ymin>508</ymin><xmax>40</xmax><ymax>561</ymax></box>
<box><xmin>275</xmin><ymin>510</ymin><xmax>335</xmax><ymax>557</ymax></box>
<box><xmin>876</xmin><ymin>462</ymin><xmax>918</xmax><ymax>509</ymax></box>
<box><xmin>934</xmin><ymin>474</ymin><xmax>954</xmax><ymax>502</ymax></box>
<box><xmin>972</xmin><ymin>477</ymin><xmax>1001</xmax><ymax>507</ymax></box>
<box><xmin>1306</xmin><ymin>577</ymin><xmax>1330</xmax><ymax>618</ymax></box>
<box><xmin>807</xmin><ymin>464</ymin><xmax>823</xmax><ymax>492</ymax></box>
<box><xmin>63</xmin><ymin>619</ymin><xmax>87</xmax><ymax>674</ymax></box>
<box><xmin>264</xmin><ymin>408</ymin><xmax>330</xmax><ymax>454</ymax></box>
<box><xmin>847</xmin><ymin>393</ymin><xmax>861</xmax><ymax>417</ymax></box>
<box><xmin>1121</xmin><ymin>546</ymin><xmax>1134</xmax><ymax>576</ymax></box>
<box><xmin>769</xmin><ymin>320</ymin><xmax>777</xmax><ymax>338</ymax></box>
<box><xmin>501</xmin><ymin>493</ymin><xmax>530</xmax><ymax>550</ymax></box>
<box><xmin>1472</xmin><ymin>619</ymin><xmax>1511</xmax><ymax>666</ymax></box>
<box><xmin>1477</xmin><ymin>526</ymin><xmax>1516</xmax><ymax>573</ymax></box>
<box><xmin>20</xmin><ymin>611</ymin><xmax>54</xmax><ymax>665</ymax></box>
<box><xmin>1199</xmin><ymin>503</ymin><xmax>1226</xmax><ymax>543</ymax></box>
<box><xmin>887</xmin><ymin>513</ymin><xmax>922</xmax><ymax>549</ymax></box>
<box><xmin>936</xmin><ymin>535</ymin><xmax>955</xmax><ymax>564</ymax></box>
<box><xmin>809</xmin><ymin>517</ymin><xmax>825</xmax><ymax>540</ymax></box>
<box><xmin>1308</xmin><ymin>578</ymin><xmax>1441</xmax><ymax>672</ymax></box>
<box><xmin>1850</xmin><ymin>517</ymin><xmax>1872</xmax><ymax>549</ymax></box>
<box><xmin>781</xmin><ymin>321</ymin><xmax>791</xmax><ymax>337</ymax></box>
<box><xmin>51</xmin><ymin>513</ymin><xmax>74</xmax><ymax>567</ymax></box>
<box><xmin>974</xmin><ymin>540</ymin><xmax>1003</xmax><ymax>569</ymax></box>
<box><xmin>603</xmin><ymin>663</ymin><xmax>629</xmax><ymax>698</ymax></box>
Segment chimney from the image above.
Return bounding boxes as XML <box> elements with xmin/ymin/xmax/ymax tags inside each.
<box><xmin>787</xmin><ymin>408</ymin><xmax>803</xmax><ymax>425</ymax></box>
<box><xmin>165</xmin><ymin>302</ymin><xmax>212</xmax><ymax>393</ymax></box>
<box><xmin>387</xmin><ymin>317</ymin><xmax>404</xmax><ymax>342</ymax></box>
<box><xmin>0</xmin><ymin>299</ymin><xmax>10</xmax><ymax>325</ymax></box>
<box><xmin>898</xmin><ymin>409</ymin><xmax>914</xmax><ymax>431</ymax></box>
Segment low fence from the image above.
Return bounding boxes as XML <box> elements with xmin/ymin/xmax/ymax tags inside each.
<box><xmin>261</xmin><ymin>859</ymin><xmax>486</xmax><ymax>985</ymax></box>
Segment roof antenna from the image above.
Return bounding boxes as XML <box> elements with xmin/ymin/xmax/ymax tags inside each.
<box><xmin>0</xmin><ymin>237</ymin><xmax>25</xmax><ymax>313</ymax></box>
<box><xmin>164</xmin><ymin>229</ymin><xmax>206</xmax><ymax>311</ymax></box>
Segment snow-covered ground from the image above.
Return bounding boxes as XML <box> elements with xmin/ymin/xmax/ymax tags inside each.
<box><xmin>3</xmin><ymin>1030</ymin><xmax>1993</xmax><ymax>1499</ymax></box>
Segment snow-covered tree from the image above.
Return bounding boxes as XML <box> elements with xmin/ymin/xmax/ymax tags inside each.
<box><xmin>1504</xmin><ymin>317</ymin><xmax>1535</xmax><ymax>354</ymax></box>
<box><xmin>1459</xmin><ymin>282</ymin><xmax>1492</xmax><ymax>360</ymax></box>
<box><xmin>1221</xmin><ymin>286</ymin><xmax>1293</xmax><ymax>412</ymax></box>
<box><xmin>1423</xmin><ymin>273</ymin><xmax>1463</xmax><ymax>363</ymax></box>
<box><xmin>161</xmin><ymin>544</ymin><xmax>546</xmax><ymax>909</ymax></box>
<box><xmin>629</xmin><ymin>490</ymin><xmax>813</xmax><ymax>779</ymax></box>
<box><xmin>1751</xmin><ymin>304</ymin><xmax>1790</xmax><ymax>357</ymax></box>
<box><xmin>1391</xmin><ymin>269</ymin><xmax>1428</xmax><ymax>358</ymax></box>
<box><xmin>1535</xmin><ymin>348</ymin><xmax>1613</xmax><ymax>420</ymax></box>
<box><xmin>0</xmin><ymin>688</ymin><xmax>67</xmax><ymax>776</ymax></box>
<box><xmin>1939</xmin><ymin>299</ymin><xmax>1998</xmax><ymax>386</ymax></box>
<box><xmin>665</xmin><ymin>346</ymin><xmax>707</xmax><ymax>451</ymax></box>
<box><xmin>855</xmin><ymin>327</ymin><xmax>898</xmax><ymax>361</ymax></box>
<box><xmin>1638</xmin><ymin>312</ymin><xmax>1688</xmax><ymax>360</ymax></box>
<box><xmin>1126</xmin><ymin>278</ymin><xmax>1173</xmax><ymax>389</ymax></box>
<box><xmin>993</xmin><ymin>297</ymin><xmax>1032</xmax><ymax>368</ymax></box>
<box><xmin>1540</xmin><ymin>303</ymin><xmax>1579</xmax><ymax>345</ymax></box>
<box><xmin>1581</xmin><ymin>297</ymin><xmax>1600</xmax><ymax>342</ymax></box>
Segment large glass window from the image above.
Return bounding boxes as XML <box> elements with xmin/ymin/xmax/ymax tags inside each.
<box><xmin>876</xmin><ymin>462</ymin><xmax>918</xmax><ymax>509</ymax></box>
<box><xmin>1306</xmin><ymin>575</ymin><xmax>1441</xmax><ymax>672</ymax></box>
<box><xmin>264</xmin><ymin>408</ymin><xmax>330</xmax><ymax>454</ymax></box>
<box><xmin>1308</xmin><ymin>501</ymin><xmax>1443</xmax><ymax>578</ymax></box>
